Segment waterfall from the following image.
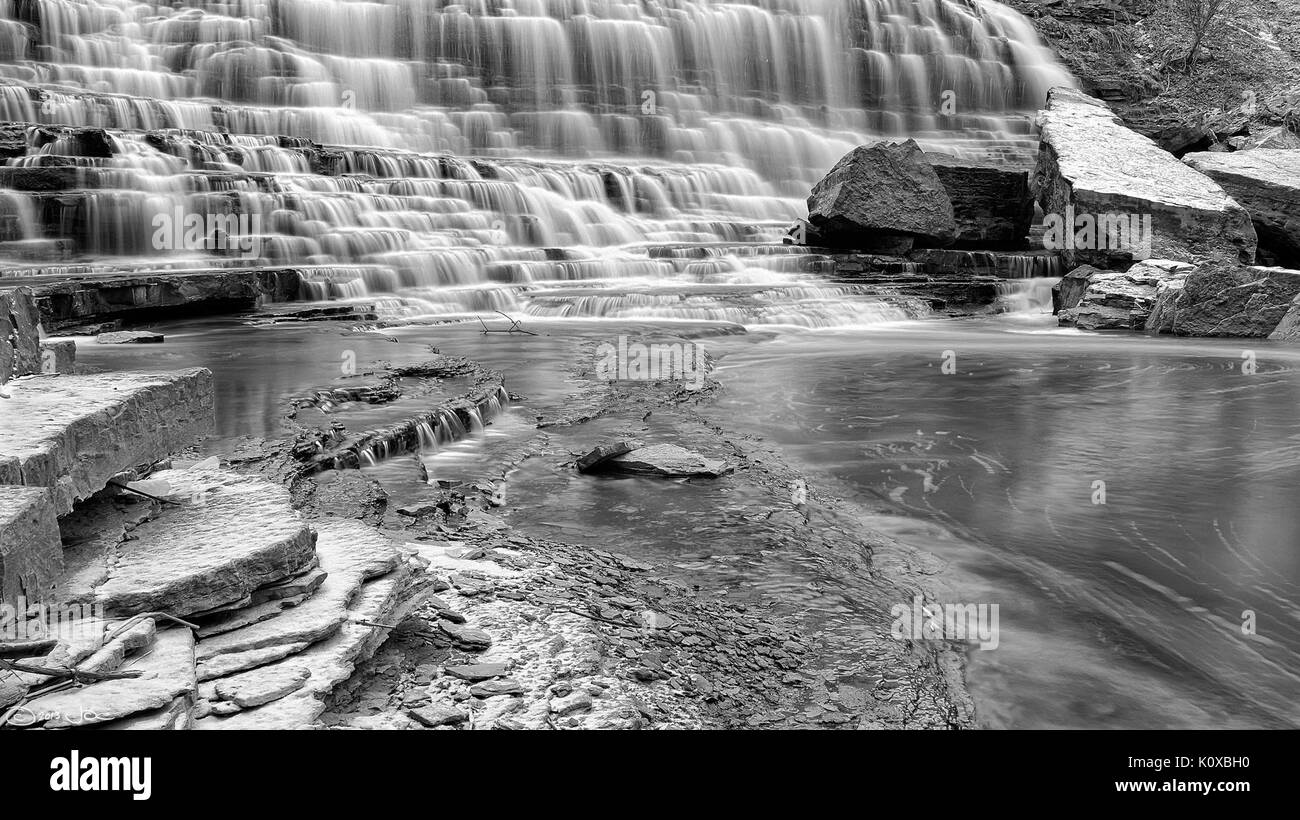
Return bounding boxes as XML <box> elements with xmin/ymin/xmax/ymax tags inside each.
<box><xmin>0</xmin><ymin>0</ymin><xmax>1074</xmax><ymax>328</ymax></box>
<box><xmin>996</xmin><ymin>277</ymin><xmax>1059</xmax><ymax>316</ymax></box>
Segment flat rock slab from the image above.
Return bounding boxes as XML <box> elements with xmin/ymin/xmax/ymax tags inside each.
<box><xmin>605</xmin><ymin>444</ymin><xmax>732</xmax><ymax>478</ymax></box>
<box><xmin>213</xmin><ymin>664</ymin><xmax>311</xmax><ymax>708</ymax></box>
<box><xmin>407</xmin><ymin>703</ymin><xmax>468</xmax><ymax>727</ymax></box>
<box><xmin>96</xmin><ymin>330</ymin><xmax>164</xmax><ymax>344</ymax></box>
<box><xmin>0</xmin><ymin>485</ymin><xmax>61</xmax><ymax>603</ymax></box>
<box><xmin>56</xmin><ymin>467</ymin><xmax>317</xmax><ymax>618</ymax></box>
<box><xmin>1034</xmin><ymin>87</ymin><xmax>1256</xmax><ymax>266</ymax></box>
<box><xmin>444</xmin><ymin>662</ymin><xmax>509</xmax><ymax>682</ymax></box>
<box><xmin>195</xmin><ymin>519</ymin><xmax>400</xmax><ymax>669</ymax></box>
<box><xmin>0</xmin><ymin>368</ymin><xmax>214</xmax><ymax>514</ymax></box>
<box><xmin>20</xmin><ymin>627</ymin><xmax>196</xmax><ymax>728</ymax></box>
<box><xmin>1184</xmin><ymin>150</ymin><xmax>1300</xmax><ymax>266</ymax></box>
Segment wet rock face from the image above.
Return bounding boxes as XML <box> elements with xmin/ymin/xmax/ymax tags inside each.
<box><xmin>0</xmin><ymin>287</ymin><xmax>41</xmax><ymax>386</ymax></box>
<box><xmin>807</xmin><ymin>139</ymin><xmax>956</xmax><ymax>252</ymax></box>
<box><xmin>35</xmin><ymin>270</ymin><xmax>302</xmax><ymax>331</ymax></box>
<box><xmin>1147</xmin><ymin>261</ymin><xmax>1300</xmax><ymax>337</ymax></box>
<box><xmin>925</xmin><ymin>152</ymin><xmax>1034</xmax><ymax>249</ymax></box>
<box><xmin>1183</xmin><ymin>150</ymin><xmax>1300</xmax><ymax>268</ymax></box>
<box><xmin>1033</xmin><ymin>87</ymin><xmax>1258</xmax><ymax>267</ymax></box>
<box><xmin>1056</xmin><ymin>259</ymin><xmax>1195</xmax><ymax>330</ymax></box>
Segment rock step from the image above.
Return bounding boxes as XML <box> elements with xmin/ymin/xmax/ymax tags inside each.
<box><xmin>194</xmin><ymin>521</ymin><xmax>433</xmax><ymax>727</ymax></box>
<box><xmin>0</xmin><ymin>368</ymin><xmax>214</xmax><ymax>515</ymax></box>
<box><xmin>194</xmin><ymin>519</ymin><xmax>402</xmax><ymax>678</ymax></box>
<box><xmin>54</xmin><ymin>467</ymin><xmax>317</xmax><ymax>618</ymax></box>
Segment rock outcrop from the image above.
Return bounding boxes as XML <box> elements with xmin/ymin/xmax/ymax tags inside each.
<box><xmin>1146</xmin><ymin>261</ymin><xmax>1300</xmax><ymax>337</ymax></box>
<box><xmin>925</xmin><ymin>153</ymin><xmax>1034</xmax><ymax>249</ymax></box>
<box><xmin>0</xmin><ymin>287</ymin><xmax>41</xmax><ymax>386</ymax></box>
<box><xmin>1033</xmin><ymin>87</ymin><xmax>1257</xmax><ymax>267</ymax></box>
<box><xmin>34</xmin><ymin>269</ymin><xmax>302</xmax><ymax>332</ymax></box>
<box><xmin>1056</xmin><ymin>259</ymin><xmax>1194</xmax><ymax>330</ymax></box>
<box><xmin>1183</xmin><ymin>150</ymin><xmax>1300</xmax><ymax>267</ymax></box>
<box><xmin>0</xmin><ymin>369</ymin><xmax>215</xmax><ymax>514</ymax></box>
<box><xmin>807</xmin><ymin>140</ymin><xmax>956</xmax><ymax>252</ymax></box>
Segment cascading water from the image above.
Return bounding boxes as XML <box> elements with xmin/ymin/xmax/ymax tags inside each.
<box><xmin>0</xmin><ymin>0</ymin><xmax>1073</xmax><ymax>327</ymax></box>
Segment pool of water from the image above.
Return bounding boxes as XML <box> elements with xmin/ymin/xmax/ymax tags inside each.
<box><xmin>74</xmin><ymin>310</ymin><xmax>1300</xmax><ymax>728</ymax></box>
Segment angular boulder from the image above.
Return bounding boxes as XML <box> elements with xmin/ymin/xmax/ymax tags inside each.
<box><xmin>1183</xmin><ymin>150</ymin><xmax>1300</xmax><ymax>267</ymax></box>
<box><xmin>1058</xmin><ymin>259</ymin><xmax>1195</xmax><ymax>330</ymax></box>
<box><xmin>1033</xmin><ymin>87</ymin><xmax>1257</xmax><ymax>266</ymax></box>
<box><xmin>807</xmin><ymin>140</ymin><xmax>956</xmax><ymax>252</ymax></box>
<box><xmin>1146</xmin><ymin>261</ymin><xmax>1300</xmax><ymax>337</ymax></box>
<box><xmin>925</xmin><ymin>153</ymin><xmax>1033</xmax><ymax>249</ymax></box>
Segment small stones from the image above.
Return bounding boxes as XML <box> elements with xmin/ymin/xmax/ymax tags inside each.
<box><xmin>407</xmin><ymin>703</ymin><xmax>469</xmax><ymax>728</ymax></box>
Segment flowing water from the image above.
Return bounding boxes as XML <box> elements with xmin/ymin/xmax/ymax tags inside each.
<box><xmin>6</xmin><ymin>0</ymin><xmax>1296</xmax><ymax>728</ymax></box>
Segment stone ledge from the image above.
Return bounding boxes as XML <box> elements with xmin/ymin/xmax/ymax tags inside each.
<box><xmin>0</xmin><ymin>368</ymin><xmax>215</xmax><ymax>514</ymax></box>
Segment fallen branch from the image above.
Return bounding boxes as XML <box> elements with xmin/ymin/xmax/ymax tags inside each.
<box><xmin>478</xmin><ymin>311</ymin><xmax>539</xmax><ymax>336</ymax></box>
<box><xmin>0</xmin><ymin>658</ymin><xmax>143</xmax><ymax>684</ymax></box>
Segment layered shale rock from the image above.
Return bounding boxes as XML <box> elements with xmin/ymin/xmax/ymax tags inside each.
<box><xmin>54</xmin><ymin>467</ymin><xmax>318</xmax><ymax>618</ymax></box>
<box><xmin>1056</xmin><ymin>259</ymin><xmax>1195</xmax><ymax>330</ymax></box>
<box><xmin>1146</xmin><ymin>261</ymin><xmax>1300</xmax><ymax>337</ymax></box>
<box><xmin>35</xmin><ymin>269</ymin><xmax>303</xmax><ymax>331</ymax></box>
<box><xmin>925</xmin><ymin>152</ymin><xmax>1034</xmax><ymax>249</ymax></box>
<box><xmin>0</xmin><ymin>369</ymin><xmax>214</xmax><ymax>514</ymax></box>
<box><xmin>602</xmin><ymin>444</ymin><xmax>732</xmax><ymax>478</ymax></box>
<box><xmin>193</xmin><ymin>520</ymin><xmax>432</xmax><ymax>728</ymax></box>
<box><xmin>1033</xmin><ymin>87</ymin><xmax>1257</xmax><ymax>266</ymax></box>
<box><xmin>807</xmin><ymin>140</ymin><xmax>956</xmax><ymax>252</ymax></box>
<box><xmin>1183</xmin><ymin>150</ymin><xmax>1300</xmax><ymax>267</ymax></box>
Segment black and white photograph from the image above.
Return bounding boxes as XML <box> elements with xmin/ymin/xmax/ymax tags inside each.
<box><xmin>0</xmin><ymin>0</ymin><xmax>1291</xmax><ymax>798</ymax></box>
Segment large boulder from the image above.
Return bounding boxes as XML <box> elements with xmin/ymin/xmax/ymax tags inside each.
<box><xmin>1057</xmin><ymin>259</ymin><xmax>1194</xmax><ymax>331</ymax></box>
<box><xmin>1145</xmin><ymin>261</ymin><xmax>1300</xmax><ymax>337</ymax></box>
<box><xmin>925</xmin><ymin>153</ymin><xmax>1033</xmax><ymax>249</ymax></box>
<box><xmin>1</xmin><ymin>287</ymin><xmax>41</xmax><ymax>386</ymax></box>
<box><xmin>807</xmin><ymin>140</ymin><xmax>956</xmax><ymax>252</ymax></box>
<box><xmin>1183</xmin><ymin>150</ymin><xmax>1300</xmax><ymax>267</ymax></box>
<box><xmin>1033</xmin><ymin>87</ymin><xmax>1257</xmax><ymax>267</ymax></box>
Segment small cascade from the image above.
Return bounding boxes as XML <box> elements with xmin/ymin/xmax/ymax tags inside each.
<box><xmin>995</xmin><ymin>277</ymin><xmax>1059</xmax><ymax>316</ymax></box>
